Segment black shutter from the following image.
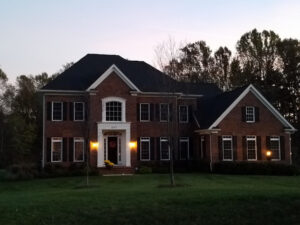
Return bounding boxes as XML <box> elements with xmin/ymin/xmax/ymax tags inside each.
<box><xmin>255</xmin><ymin>107</ymin><xmax>260</xmax><ymax>122</ymax></box>
<box><xmin>189</xmin><ymin>137</ymin><xmax>193</xmax><ymax>159</ymax></box>
<box><xmin>47</xmin><ymin>102</ymin><xmax>52</xmax><ymax>121</ymax></box>
<box><xmin>137</xmin><ymin>103</ymin><xmax>140</xmax><ymax>121</ymax></box>
<box><xmin>218</xmin><ymin>136</ymin><xmax>223</xmax><ymax>161</ymax></box>
<box><xmin>155</xmin><ymin>104</ymin><xmax>160</xmax><ymax>121</ymax></box>
<box><xmin>188</xmin><ymin>105</ymin><xmax>193</xmax><ymax>122</ymax></box>
<box><xmin>69</xmin><ymin>102</ymin><xmax>74</xmax><ymax>121</ymax></box>
<box><xmin>84</xmin><ymin>102</ymin><xmax>88</xmax><ymax>121</ymax></box>
<box><xmin>150</xmin><ymin>104</ymin><xmax>154</xmax><ymax>121</ymax></box>
<box><xmin>156</xmin><ymin>137</ymin><xmax>161</xmax><ymax>160</ymax></box>
<box><xmin>242</xmin><ymin>136</ymin><xmax>247</xmax><ymax>160</ymax></box>
<box><xmin>69</xmin><ymin>138</ymin><xmax>74</xmax><ymax>162</ymax></box>
<box><xmin>241</xmin><ymin>107</ymin><xmax>246</xmax><ymax>122</ymax></box>
<box><xmin>63</xmin><ymin>138</ymin><xmax>68</xmax><ymax>161</ymax></box>
<box><xmin>63</xmin><ymin>102</ymin><xmax>67</xmax><ymax>121</ymax></box>
<box><xmin>137</xmin><ymin>137</ymin><xmax>140</xmax><ymax>160</ymax></box>
<box><xmin>266</xmin><ymin>136</ymin><xmax>271</xmax><ymax>150</ymax></box>
<box><xmin>233</xmin><ymin>136</ymin><xmax>237</xmax><ymax>160</ymax></box>
<box><xmin>169</xmin><ymin>104</ymin><xmax>173</xmax><ymax>121</ymax></box>
<box><xmin>257</xmin><ymin>136</ymin><xmax>261</xmax><ymax>160</ymax></box>
<box><xmin>280</xmin><ymin>136</ymin><xmax>285</xmax><ymax>160</ymax></box>
<box><xmin>150</xmin><ymin>137</ymin><xmax>155</xmax><ymax>160</ymax></box>
<box><xmin>46</xmin><ymin>138</ymin><xmax>51</xmax><ymax>162</ymax></box>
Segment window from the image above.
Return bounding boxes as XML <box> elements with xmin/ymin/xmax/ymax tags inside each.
<box><xmin>52</xmin><ymin>102</ymin><xmax>63</xmax><ymax>121</ymax></box>
<box><xmin>179</xmin><ymin>137</ymin><xmax>189</xmax><ymax>160</ymax></box>
<box><xmin>245</xmin><ymin>106</ymin><xmax>255</xmax><ymax>123</ymax></box>
<box><xmin>140</xmin><ymin>103</ymin><xmax>150</xmax><ymax>122</ymax></box>
<box><xmin>51</xmin><ymin>137</ymin><xmax>62</xmax><ymax>162</ymax></box>
<box><xmin>106</xmin><ymin>101</ymin><xmax>122</xmax><ymax>121</ymax></box>
<box><xmin>179</xmin><ymin>105</ymin><xmax>188</xmax><ymax>123</ymax></box>
<box><xmin>246</xmin><ymin>136</ymin><xmax>257</xmax><ymax>160</ymax></box>
<box><xmin>160</xmin><ymin>104</ymin><xmax>169</xmax><ymax>122</ymax></box>
<box><xmin>160</xmin><ymin>137</ymin><xmax>170</xmax><ymax>160</ymax></box>
<box><xmin>270</xmin><ymin>136</ymin><xmax>280</xmax><ymax>160</ymax></box>
<box><xmin>74</xmin><ymin>102</ymin><xmax>84</xmax><ymax>121</ymax></box>
<box><xmin>222</xmin><ymin>136</ymin><xmax>233</xmax><ymax>161</ymax></box>
<box><xmin>74</xmin><ymin>137</ymin><xmax>84</xmax><ymax>162</ymax></box>
<box><xmin>140</xmin><ymin>137</ymin><xmax>150</xmax><ymax>161</ymax></box>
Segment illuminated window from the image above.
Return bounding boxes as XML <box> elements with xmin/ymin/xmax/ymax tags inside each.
<box><xmin>179</xmin><ymin>137</ymin><xmax>189</xmax><ymax>160</ymax></box>
<box><xmin>247</xmin><ymin>136</ymin><xmax>257</xmax><ymax>160</ymax></box>
<box><xmin>160</xmin><ymin>137</ymin><xmax>170</xmax><ymax>160</ymax></box>
<box><xmin>140</xmin><ymin>137</ymin><xmax>150</xmax><ymax>161</ymax></box>
<box><xmin>74</xmin><ymin>102</ymin><xmax>84</xmax><ymax>121</ymax></box>
<box><xmin>270</xmin><ymin>136</ymin><xmax>280</xmax><ymax>160</ymax></box>
<box><xmin>140</xmin><ymin>103</ymin><xmax>150</xmax><ymax>121</ymax></box>
<box><xmin>52</xmin><ymin>102</ymin><xmax>63</xmax><ymax>121</ymax></box>
<box><xmin>51</xmin><ymin>137</ymin><xmax>62</xmax><ymax>162</ymax></box>
<box><xmin>179</xmin><ymin>105</ymin><xmax>188</xmax><ymax>123</ymax></box>
<box><xmin>245</xmin><ymin>106</ymin><xmax>255</xmax><ymax>123</ymax></box>
<box><xmin>74</xmin><ymin>137</ymin><xmax>84</xmax><ymax>162</ymax></box>
<box><xmin>222</xmin><ymin>136</ymin><xmax>233</xmax><ymax>161</ymax></box>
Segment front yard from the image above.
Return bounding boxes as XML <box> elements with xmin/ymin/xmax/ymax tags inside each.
<box><xmin>0</xmin><ymin>174</ymin><xmax>300</xmax><ymax>225</ymax></box>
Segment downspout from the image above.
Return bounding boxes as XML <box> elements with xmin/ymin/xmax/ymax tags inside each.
<box><xmin>289</xmin><ymin>133</ymin><xmax>292</xmax><ymax>165</ymax></box>
<box><xmin>42</xmin><ymin>94</ymin><xmax>45</xmax><ymax>168</ymax></box>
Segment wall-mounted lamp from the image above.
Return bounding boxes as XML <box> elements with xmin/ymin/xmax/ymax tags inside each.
<box><xmin>266</xmin><ymin>150</ymin><xmax>272</xmax><ymax>161</ymax></box>
<box><xmin>129</xmin><ymin>141</ymin><xmax>137</xmax><ymax>151</ymax></box>
<box><xmin>90</xmin><ymin>141</ymin><xmax>99</xmax><ymax>151</ymax></box>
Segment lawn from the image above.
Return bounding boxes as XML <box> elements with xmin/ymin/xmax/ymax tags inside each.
<box><xmin>0</xmin><ymin>174</ymin><xmax>300</xmax><ymax>225</ymax></box>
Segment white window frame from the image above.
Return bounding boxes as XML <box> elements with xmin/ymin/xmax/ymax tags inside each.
<box><xmin>74</xmin><ymin>102</ymin><xmax>85</xmax><ymax>121</ymax></box>
<box><xmin>270</xmin><ymin>136</ymin><xmax>281</xmax><ymax>161</ymax></box>
<box><xmin>140</xmin><ymin>103</ymin><xmax>150</xmax><ymax>122</ymax></box>
<box><xmin>179</xmin><ymin>105</ymin><xmax>189</xmax><ymax>123</ymax></box>
<box><xmin>179</xmin><ymin>137</ymin><xmax>189</xmax><ymax>160</ymax></box>
<box><xmin>160</xmin><ymin>137</ymin><xmax>170</xmax><ymax>160</ymax></box>
<box><xmin>102</xmin><ymin>97</ymin><xmax>126</xmax><ymax>122</ymax></box>
<box><xmin>245</xmin><ymin>106</ymin><xmax>255</xmax><ymax>123</ymax></box>
<box><xmin>140</xmin><ymin>137</ymin><xmax>150</xmax><ymax>161</ymax></box>
<box><xmin>52</xmin><ymin>102</ymin><xmax>63</xmax><ymax>121</ymax></box>
<box><xmin>160</xmin><ymin>103</ymin><xmax>169</xmax><ymax>122</ymax></box>
<box><xmin>246</xmin><ymin>136</ymin><xmax>257</xmax><ymax>161</ymax></box>
<box><xmin>51</xmin><ymin>137</ymin><xmax>62</xmax><ymax>162</ymax></box>
<box><xmin>73</xmin><ymin>137</ymin><xmax>85</xmax><ymax>162</ymax></box>
<box><xmin>222</xmin><ymin>135</ymin><xmax>233</xmax><ymax>161</ymax></box>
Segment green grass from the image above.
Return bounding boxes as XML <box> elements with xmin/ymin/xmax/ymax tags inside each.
<box><xmin>0</xmin><ymin>174</ymin><xmax>300</xmax><ymax>225</ymax></box>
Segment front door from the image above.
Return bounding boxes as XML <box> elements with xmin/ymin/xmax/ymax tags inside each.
<box><xmin>108</xmin><ymin>136</ymin><xmax>118</xmax><ymax>164</ymax></box>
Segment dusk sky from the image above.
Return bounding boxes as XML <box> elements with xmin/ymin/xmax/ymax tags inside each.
<box><xmin>1</xmin><ymin>0</ymin><xmax>300</xmax><ymax>82</ymax></box>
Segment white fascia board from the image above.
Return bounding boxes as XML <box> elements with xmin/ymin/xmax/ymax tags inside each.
<box><xmin>208</xmin><ymin>84</ymin><xmax>297</xmax><ymax>131</ymax></box>
<box><xmin>86</xmin><ymin>64</ymin><xmax>140</xmax><ymax>92</ymax></box>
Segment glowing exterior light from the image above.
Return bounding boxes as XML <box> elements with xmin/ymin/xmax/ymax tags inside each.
<box><xmin>266</xmin><ymin>150</ymin><xmax>272</xmax><ymax>161</ymax></box>
<box><xmin>129</xmin><ymin>141</ymin><xmax>137</xmax><ymax>150</ymax></box>
<box><xmin>90</xmin><ymin>141</ymin><xmax>99</xmax><ymax>151</ymax></box>
<box><xmin>266</xmin><ymin>151</ymin><xmax>272</xmax><ymax>157</ymax></box>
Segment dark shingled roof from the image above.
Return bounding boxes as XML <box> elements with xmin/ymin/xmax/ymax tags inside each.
<box><xmin>196</xmin><ymin>85</ymin><xmax>249</xmax><ymax>129</ymax></box>
<box><xmin>42</xmin><ymin>54</ymin><xmax>221</xmax><ymax>96</ymax></box>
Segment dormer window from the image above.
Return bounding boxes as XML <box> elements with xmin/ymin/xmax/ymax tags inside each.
<box><xmin>245</xmin><ymin>106</ymin><xmax>255</xmax><ymax>123</ymax></box>
<box><xmin>102</xmin><ymin>97</ymin><xmax>126</xmax><ymax>122</ymax></box>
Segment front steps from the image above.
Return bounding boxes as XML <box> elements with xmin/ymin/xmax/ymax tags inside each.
<box><xmin>98</xmin><ymin>166</ymin><xmax>136</xmax><ymax>175</ymax></box>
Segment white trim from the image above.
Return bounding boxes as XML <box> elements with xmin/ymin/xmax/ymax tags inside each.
<box><xmin>86</xmin><ymin>64</ymin><xmax>140</xmax><ymax>91</ymax></box>
<box><xmin>208</xmin><ymin>84</ymin><xmax>297</xmax><ymax>131</ymax></box>
<box><xmin>160</xmin><ymin>137</ymin><xmax>170</xmax><ymax>160</ymax></box>
<box><xmin>160</xmin><ymin>103</ymin><xmax>169</xmax><ymax>122</ymax></box>
<box><xmin>140</xmin><ymin>103</ymin><xmax>150</xmax><ymax>122</ymax></box>
<box><xmin>73</xmin><ymin>137</ymin><xmax>85</xmax><ymax>162</ymax></box>
<box><xmin>130</xmin><ymin>90</ymin><xmax>203</xmax><ymax>98</ymax></box>
<box><xmin>245</xmin><ymin>106</ymin><xmax>255</xmax><ymax>123</ymax></box>
<box><xmin>222</xmin><ymin>135</ymin><xmax>233</xmax><ymax>161</ymax></box>
<box><xmin>179</xmin><ymin>137</ymin><xmax>189</xmax><ymax>160</ymax></box>
<box><xmin>52</xmin><ymin>101</ymin><xmax>63</xmax><ymax>121</ymax></box>
<box><xmin>179</xmin><ymin>105</ymin><xmax>189</xmax><ymax>123</ymax></box>
<box><xmin>270</xmin><ymin>136</ymin><xmax>281</xmax><ymax>161</ymax></box>
<box><xmin>38</xmin><ymin>89</ymin><xmax>85</xmax><ymax>94</ymax></box>
<box><xmin>246</xmin><ymin>135</ymin><xmax>257</xmax><ymax>161</ymax></box>
<box><xmin>102</xmin><ymin>97</ymin><xmax>126</xmax><ymax>122</ymax></box>
<box><xmin>140</xmin><ymin>137</ymin><xmax>151</xmax><ymax>161</ymax></box>
<box><xmin>74</xmin><ymin>102</ymin><xmax>85</xmax><ymax>121</ymax></box>
<box><xmin>51</xmin><ymin>137</ymin><xmax>63</xmax><ymax>162</ymax></box>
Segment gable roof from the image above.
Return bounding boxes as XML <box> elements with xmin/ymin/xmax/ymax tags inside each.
<box><xmin>41</xmin><ymin>54</ymin><xmax>221</xmax><ymax>96</ymax></box>
<box><xmin>196</xmin><ymin>84</ymin><xmax>297</xmax><ymax>132</ymax></box>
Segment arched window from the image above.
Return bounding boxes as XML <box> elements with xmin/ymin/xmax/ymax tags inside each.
<box><xmin>106</xmin><ymin>101</ymin><xmax>122</xmax><ymax>121</ymax></box>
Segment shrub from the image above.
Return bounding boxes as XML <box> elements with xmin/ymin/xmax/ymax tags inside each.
<box><xmin>137</xmin><ymin>166</ymin><xmax>152</xmax><ymax>174</ymax></box>
<box><xmin>5</xmin><ymin>163</ymin><xmax>39</xmax><ymax>180</ymax></box>
<box><xmin>213</xmin><ymin>161</ymin><xmax>299</xmax><ymax>176</ymax></box>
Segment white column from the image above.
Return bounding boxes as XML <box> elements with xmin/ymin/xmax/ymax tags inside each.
<box><xmin>97</xmin><ymin>126</ymin><xmax>105</xmax><ymax>167</ymax></box>
<box><xmin>125</xmin><ymin>126</ymin><xmax>131</xmax><ymax>167</ymax></box>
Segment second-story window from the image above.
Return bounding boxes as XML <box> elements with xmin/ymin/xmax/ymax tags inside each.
<box><xmin>160</xmin><ymin>103</ymin><xmax>169</xmax><ymax>122</ymax></box>
<box><xmin>74</xmin><ymin>102</ymin><xmax>84</xmax><ymax>121</ymax></box>
<box><xmin>52</xmin><ymin>102</ymin><xmax>63</xmax><ymax>121</ymax></box>
<box><xmin>179</xmin><ymin>105</ymin><xmax>188</xmax><ymax>123</ymax></box>
<box><xmin>245</xmin><ymin>106</ymin><xmax>255</xmax><ymax>123</ymax></box>
<box><xmin>106</xmin><ymin>101</ymin><xmax>122</xmax><ymax>121</ymax></box>
<box><xmin>140</xmin><ymin>103</ymin><xmax>150</xmax><ymax>121</ymax></box>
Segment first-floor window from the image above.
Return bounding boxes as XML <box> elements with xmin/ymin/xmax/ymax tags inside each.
<box><xmin>222</xmin><ymin>136</ymin><xmax>233</xmax><ymax>161</ymax></box>
<box><xmin>74</xmin><ymin>137</ymin><xmax>84</xmax><ymax>162</ymax></box>
<box><xmin>179</xmin><ymin>137</ymin><xmax>189</xmax><ymax>160</ymax></box>
<box><xmin>51</xmin><ymin>137</ymin><xmax>62</xmax><ymax>162</ymax></box>
<box><xmin>160</xmin><ymin>137</ymin><xmax>170</xmax><ymax>160</ymax></box>
<box><xmin>247</xmin><ymin>136</ymin><xmax>257</xmax><ymax>160</ymax></box>
<box><xmin>270</xmin><ymin>136</ymin><xmax>280</xmax><ymax>160</ymax></box>
<box><xmin>140</xmin><ymin>137</ymin><xmax>150</xmax><ymax>161</ymax></box>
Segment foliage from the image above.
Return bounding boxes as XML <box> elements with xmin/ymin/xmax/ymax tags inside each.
<box><xmin>137</xmin><ymin>166</ymin><xmax>152</xmax><ymax>174</ymax></box>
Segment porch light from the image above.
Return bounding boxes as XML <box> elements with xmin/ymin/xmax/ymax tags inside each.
<box><xmin>266</xmin><ymin>150</ymin><xmax>272</xmax><ymax>161</ymax></box>
<box><xmin>90</xmin><ymin>141</ymin><xmax>99</xmax><ymax>151</ymax></box>
<box><xmin>129</xmin><ymin>141</ymin><xmax>137</xmax><ymax>151</ymax></box>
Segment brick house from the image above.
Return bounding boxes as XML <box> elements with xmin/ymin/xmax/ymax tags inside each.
<box><xmin>40</xmin><ymin>54</ymin><xmax>297</xmax><ymax>172</ymax></box>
